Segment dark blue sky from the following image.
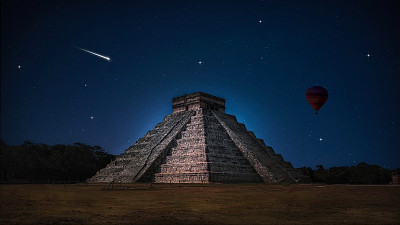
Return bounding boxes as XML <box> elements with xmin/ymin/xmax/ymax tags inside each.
<box><xmin>2</xmin><ymin>0</ymin><xmax>399</xmax><ymax>168</ymax></box>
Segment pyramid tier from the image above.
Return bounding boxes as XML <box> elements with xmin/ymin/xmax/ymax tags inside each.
<box><xmin>155</xmin><ymin>172</ymin><xmax>209</xmax><ymax>183</ymax></box>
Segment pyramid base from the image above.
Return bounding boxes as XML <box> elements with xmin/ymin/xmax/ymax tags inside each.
<box><xmin>155</xmin><ymin>172</ymin><xmax>262</xmax><ymax>183</ymax></box>
<box><xmin>155</xmin><ymin>172</ymin><xmax>209</xmax><ymax>183</ymax></box>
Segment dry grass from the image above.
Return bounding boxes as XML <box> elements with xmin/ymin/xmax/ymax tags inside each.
<box><xmin>0</xmin><ymin>183</ymin><xmax>399</xmax><ymax>225</ymax></box>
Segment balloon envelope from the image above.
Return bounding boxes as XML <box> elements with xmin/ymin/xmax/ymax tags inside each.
<box><xmin>305</xmin><ymin>86</ymin><xmax>328</xmax><ymax>113</ymax></box>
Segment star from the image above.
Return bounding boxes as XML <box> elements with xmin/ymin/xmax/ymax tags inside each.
<box><xmin>319</xmin><ymin>137</ymin><xmax>323</xmax><ymax>142</ymax></box>
<box><xmin>198</xmin><ymin>61</ymin><xmax>202</xmax><ymax>65</ymax></box>
<box><xmin>259</xmin><ymin>20</ymin><xmax>262</xmax><ymax>23</ymax></box>
<box><xmin>90</xmin><ymin>116</ymin><xmax>94</xmax><ymax>120</ymax></box>
<box><xmin>84</xmin><ymin>84</ymin><xmax>87</xmax><ymax>87</ymax></box>
<box><xmin>17</xmin><ymin>65</ymin><xmax>21</xmax><ymax>69</ymax></box>
<box><xmin>366</xmin><ymin>53</ymin><xmax>371</xmax><ymax>59</ymax></box>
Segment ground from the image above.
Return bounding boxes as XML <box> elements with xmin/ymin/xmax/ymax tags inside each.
<box><xmin>0</xmin><ymin>183</ymin><xmax>399</xmax><ymax>225</ymax></box>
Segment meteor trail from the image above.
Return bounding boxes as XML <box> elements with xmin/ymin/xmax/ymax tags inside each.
<box><xmin>76</xmin><ymin>47</ymin><xmax>111</xmax><ymax>61</ymax></box>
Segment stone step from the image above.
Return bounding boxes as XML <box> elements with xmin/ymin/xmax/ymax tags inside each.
<box><xmin>154</xmin><ymin>122</ymin><xmax>167</xmax><ymax>129</ymax></box>
<box><xmin>207</xmin><ymin>155</ymin><xmax>250</xmax><ymax>164</ymax></box>
<box><xmin>103</xmin><ymin>167</ymin><xmax>124</xmax><ymax>173</ymax></box>
<box><xmin>113</xmin><ymin>159</ymin><xmax>134</xmax><ymax>166</ymax></box>
<box><xmin>190</xmin><ymin>114</ymin><xmax>205</xmax><ymax>119</ymax></box>
<box><xmin>137</xmin><ymin>136</ymin><xmax>153</xmax><ymax>143</ymax></box>
<box><xmin>160</xmin><ymin>162</ymin><xmax>256</xmax><ymax>174</ymax></box>
<box><xmin>155</xmin><ymin>172</ymin><xmax>209</xmax><ymax>183</ymax></box>
<box><xmin>176</xmin><ymin>137</ymin><xmax>206</xmax><ymax>145</ymax></box>
<box><xmin>169</xmin><ymin>148</ymin><xmax>206</xmax><ymax>155</ymax></box>
<box><xmin>160</xmin><ymin>162</ymin><xmax>208</xmax><ymax>173</ymax></box>
<box><xmin>205</xmin><ymin>136</ymin><xmax>230</xmax><ymax>143</ymax></box>
<box><xmin>154</xmin><ymin>172</ymin><xmax>261</xmax><ymax>183</ymax></box>
<box><xmin>180</xmin><ymin>130</ymin><xmax>206</xmax><ymax>138</ymax></box>
<box><xmin>203</xmin><ymin>126</ymin><xmax>225</xmax><ymax>133</ymax></box>
<box><xmin>214</xmin><ymin>112</ymin><xmax>237</xmax><ymax>122</ymax></box>
<box><xmin>185</xmin><ymin>123</ymin><xmax>205</xmax><ymax>131</ymax></box>
<box><xmin>146</xmin><ymin>129</ymin><xmax>160</xmax><ymax>136</ymax></box>
<box><xmin>130</xmin><ymin>143</ymin><xmax>150</xmax><ymax>150</ymax></box>
<box><xmin>170</xmin><ymin>152</ymin><xmax>207</xmax><ymax>158</ymax></box>
<box><xmin>205</xmin><ymin>146</ymin><xmax>240</xmax><ymax>154</ymax></box>
<box><xmin>123</xmin><ymin>148</ymin><xmax>141</xmax><ymax>155</ymax></box>
<box><xmin>170</xmin><ymin>145</ymin><xmax>206</xmax><ymax>151</ymax></box>
<box><xmin>207</xmin><ymin>162</ymin><xmax>256</xmax><ymax>173</ymax></box>
<box><xmin>190</xmin><ymin>117</ymin><xmax>205</xmax><ymax>124</ymax></box>
<box><xmin>203</xmin><ymin>117</ymin><xmax>219</xmax><ymax>123</ymax></box>
<box><xmin>171</xmin><ymin>147</ymin><xmax>206</xmax><ymax>153</ymax></box>
<box><xmin>166</xmin><ymin>155</ymin><xmax>207</xmax><ymax>164</ymax></box>
<box><xmin>123</xmin><ymin>149</ymin><xmax>150</xmax><ymax>157</ymax></box>
<box><xmin>206</xmin><ymin>150</ymin><xmax>246</xmax><ymax>157</ymax></box>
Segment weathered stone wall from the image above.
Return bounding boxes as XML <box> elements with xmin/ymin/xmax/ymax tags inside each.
<box><xmin>172</xmin><ymin>92</ymin><xmax>225</xmax><ymax>114</ymax></box>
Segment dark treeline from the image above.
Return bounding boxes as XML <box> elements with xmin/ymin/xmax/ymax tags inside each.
<box><xmin>0</xmin><ymin>140</ymin><xmax>115</xmax><ymax>183</ymax></box>
<box><xmin>0</xmin><ymin>140</ymin><xmax>397</xmax><ymax>184</ymax></box>
<box><xmin>300</xmin><ymin>163</ymin><xmax>396</xmax><ymax>184</ymax></box>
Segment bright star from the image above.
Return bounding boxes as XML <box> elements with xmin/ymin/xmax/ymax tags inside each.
<box><xmin>198</xmin><ymin>61</ymin><xmax>202</xmax><ymax>65</ymax></box>
<box><xmin>90</xmin><ymin>116</ymin><xmax>94</xmax><ymax>120</ymax></box>
<box><xmin>17</xmin><ymin>65</ymin><xmax>21</xmax><ymax>69</ymax></box>
<box><xmin>319</xmin><ymin>137</ymin><xmax>323</xmax><ymax>142</ymax></box>
<box><xmin>259</xmin><ymin>20</ymin><xmax>262</xmax><ymax>23</ymax></box>
<box><xmin>366</xmin><ymin>53</ymin><xmax>371</xmax><ymax>58</ymax></box>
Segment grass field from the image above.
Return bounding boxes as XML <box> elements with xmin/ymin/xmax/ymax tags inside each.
<box><xmin>0</xmin><ymin>183</ymin><xmax>399</xmax><ymax>225</ymax></box>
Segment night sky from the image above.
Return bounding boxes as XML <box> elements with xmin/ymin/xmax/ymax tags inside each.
<box><xmin>1</xmin><ymin>0</ymin><xmax>399</xmax><ymax>169</ymax></box>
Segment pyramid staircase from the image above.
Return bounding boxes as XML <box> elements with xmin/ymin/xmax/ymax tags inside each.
<box><xmin>154</xmin><ymin>109</ymin><xmax>261</xmax><ymax>183</ymax></box>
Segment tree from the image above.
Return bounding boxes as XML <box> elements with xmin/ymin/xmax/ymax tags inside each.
<box><xmin>0</xmin><ymin>141</ymin><xmax>115</xmax><ymax>183</ymax></box>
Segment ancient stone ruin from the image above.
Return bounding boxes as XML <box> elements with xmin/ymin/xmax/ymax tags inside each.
<box><xmin>88</xmin><ymin>92</ymin><xmax>308</xmax><ymax>183</ymax></box>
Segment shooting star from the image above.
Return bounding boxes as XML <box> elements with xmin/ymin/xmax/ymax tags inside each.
<box><xmin>76</xmin><ymin>47</ymin><xmax>111</xmax><ymax>61</ymax></box>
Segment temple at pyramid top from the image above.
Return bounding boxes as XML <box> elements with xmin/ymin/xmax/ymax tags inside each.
<box><xmin>172</xmin><ymin>92</ymin><xmax>225</xmax><ymax>113</ymax></box>
<box><xmin>89</xmin><ymin>92</ymin><xmax>310</xmax><ymax>184</ymax></box>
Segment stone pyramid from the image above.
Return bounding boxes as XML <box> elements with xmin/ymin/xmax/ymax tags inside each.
<box><xmin>88</xmin><ymin>92</ymin><xmax>308</xmax><ymax>183</ymax></box>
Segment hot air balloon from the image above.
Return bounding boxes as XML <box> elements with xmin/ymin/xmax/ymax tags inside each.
<box><xmin>305</xmin><ymin>86</ymin><xmax>328</xmax><ymax>114</ymax></box>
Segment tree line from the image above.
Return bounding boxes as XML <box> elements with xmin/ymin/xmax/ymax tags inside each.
<box><xmin>0</xmin><ymin>140</ymin><xmax>397</xmax><ymax>184</ymax></box>
<box><xmin>0</xmin><ymin>140</ymin><xmax>115</xmax><ymax>183</ymax></box>
<box><xmin>299</xmin><ymin>163</ymin><xmax>396</xmax><ymax>184</ymax></box>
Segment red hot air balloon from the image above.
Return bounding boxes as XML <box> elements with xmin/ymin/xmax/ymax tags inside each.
<box><xmin>305</xmin><ymin>86</ymin><xmax>328</xmax><ymax>114</ymax></box>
